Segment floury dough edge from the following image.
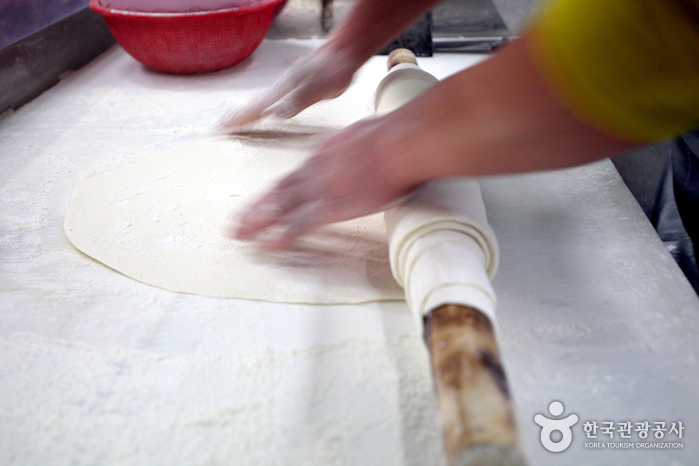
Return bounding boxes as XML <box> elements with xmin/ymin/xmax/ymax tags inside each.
<box><xmin>63</xmin><ymin>133</ymin><xmax>404</xmax><ymax>304</ymax></box>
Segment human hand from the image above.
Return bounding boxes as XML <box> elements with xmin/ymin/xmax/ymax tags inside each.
<box><xmin>218</xmin><ymin>44</ymin><xmax>362</xmax><ymax>131</ymax></box>
<box><xmin>230</xmin><ymin>117</ymin><xmax>414</xmax><ymax>250</ymax></box>
<box><xmin>229</xmin><ymin>33</ymin><xmax>638</xmax><ymax>251</ymax></box>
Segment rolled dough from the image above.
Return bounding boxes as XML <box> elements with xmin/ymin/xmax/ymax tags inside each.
<box><xmin>64</xmin><ymin>133</ymin><xmax>404</xmax><ymax>304</ymax></box>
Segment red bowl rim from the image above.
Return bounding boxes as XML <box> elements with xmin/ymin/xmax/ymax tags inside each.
<box><xmin>89</xmin><ymin>0</ymin><xmax>284</xmax><ymax>20</ymax></box>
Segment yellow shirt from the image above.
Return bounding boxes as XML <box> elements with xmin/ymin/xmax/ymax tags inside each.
<box><xmin>531</xmin><ymin>0</ymin><xmax>699</xmax><ymax>143</ymax></box>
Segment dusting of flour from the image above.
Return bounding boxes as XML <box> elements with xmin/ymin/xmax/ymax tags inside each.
<box><xmin>0</xmin><ymin>42</ymin><xmax>445</xmax><ymax>466</ymax></box>
<box><xmin>0</xmin><ymin>333</ymin><xmax>443</xmax><ymax>466</ymax></box>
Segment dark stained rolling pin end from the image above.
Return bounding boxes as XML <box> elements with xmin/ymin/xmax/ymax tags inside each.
<box><xmin>425</xmin><ymin>304</ymin><xmax>528</xmax><ymax>466</ymax></box>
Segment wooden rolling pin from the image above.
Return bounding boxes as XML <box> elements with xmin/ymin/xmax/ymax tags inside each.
<box><xmin>383</xmin><ymin>49</ymin><xmax>527</xmax><ymax>465</ymax></box>
<box><xmin>425</xmin><ymin>305</ymin><xmax>526</xmax><ymax>465</ymax></box>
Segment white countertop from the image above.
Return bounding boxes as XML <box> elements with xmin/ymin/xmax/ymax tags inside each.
<box><xmin>1</xmin><ymin>39</ymin><xmax>698</xmax><ymax>465</ymax></box>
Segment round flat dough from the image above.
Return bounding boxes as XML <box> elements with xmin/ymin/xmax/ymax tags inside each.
<box><xmin>64</xmin><ymin>133</ymin><xmax>404</xmax><ymax>304</ymax></box>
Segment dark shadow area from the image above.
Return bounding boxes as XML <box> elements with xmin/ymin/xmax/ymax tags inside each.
<box><xmin>611</xmin><ymin>140</ymin><xmax>672</xmax><ymax>221</ymax></box>
<box><xmin>0</xmin><ymin>7</ymin><xmax>115</xmax><ymax>113</ymax></box>
<box><xmin>0</xmin><ymin>0</ymin><xmax>87</xmax><ymax>49</ymax></box>
<box><xmin>432</xmin><ymin>0</ymin><xmax>509</xmax><ymax>38</ymax></box>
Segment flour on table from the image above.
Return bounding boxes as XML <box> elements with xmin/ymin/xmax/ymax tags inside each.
<box><xmin>64</xmin><ymin>133</ymin><xmax>403</xmax><ymax>303</ymax></box>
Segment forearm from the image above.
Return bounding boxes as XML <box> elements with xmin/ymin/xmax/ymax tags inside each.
<box><xmin>375</xmin><ymin>32</ymin><xmax>639</xmax><ymax>188</ymax></box>
<box><xmin>231</xmin><ymin>10</ymin><xmax>644</xmax><ymax>249</ymax></box>
<box><xmin>323</xmin><ymin>0</ymin><xmax>442</xmax><ymax>63</ymax></box>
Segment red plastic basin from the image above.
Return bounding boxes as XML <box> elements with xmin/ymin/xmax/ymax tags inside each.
<box><xmin>90</xmin><ymin>0</ymin><xmax>284</xmax><ymax>74</ymax></box>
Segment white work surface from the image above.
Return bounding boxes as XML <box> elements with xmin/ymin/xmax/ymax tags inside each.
<box><xmin>2</xmin><ymin>40</ymin><xmax>699</xmax><ymax>465</ymax></box>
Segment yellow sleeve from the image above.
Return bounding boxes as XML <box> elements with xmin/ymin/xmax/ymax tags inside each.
<box><xmin>530</xmin><ymin>0</ymin><xmax>699</xmax><ymax>143</ymax></box>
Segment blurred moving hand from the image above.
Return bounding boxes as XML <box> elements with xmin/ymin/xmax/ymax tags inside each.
<box><xmin>230</xmin><ymin>33</ymin><xmax>637</xmax><ymax>250</ymax></box>
<box><xmin>232</xmin><ymin>117</ymin><xmax>411</xmax><ymax>250</ymax></box>
<box><xmin>218</xmin><ymin>44</ymin><xmax>361</xmax><ymax>131</ymax></box>
<box><xmin>218</xmin><ymin>0</ymin><xmax>442</xmax><ymax>130</ymax></box>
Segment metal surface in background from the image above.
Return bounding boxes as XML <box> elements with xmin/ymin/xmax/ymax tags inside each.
<box><xmin>296</xmin><ymin>0</ymin><xmax>510</xmax><ymax>57</ymax></box>
<box><xmin>379</xmin><ymin>13</ymin><xmax>433</xmax><ymax>57</ymax></box>
<box><xmin>0</xmin><ymin>0</ymin><xmax>88</xmax><ymax>49</ymax></box>
<box><xmin>268</xmin><ymin>0</ymin><xmax>511</xmax><ymax>40</ymax></box>
<box><xmin>432</xmin><ymin>0</ymin><xmax>508</xmax><ymax>38</ymax></box>
<box><xmin>490</xmin><ymin>0</ymin><xmax>541</xmax><ymax>32</ymax></box>
<box><xmin>0</xmin><ymin>8</ymin><xmax>115</xmax><ymax>114</ymax></box>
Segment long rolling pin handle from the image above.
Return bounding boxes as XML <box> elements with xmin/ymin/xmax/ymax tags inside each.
<box><xmin>378</xmin><ymin>51</ymin><xmax>526</xmax><ymax>464</ymax></box>
<box><xmin>425</xmin><ymin>304</ymin><xmax>528</xmax><ymax>466</ymax></box>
